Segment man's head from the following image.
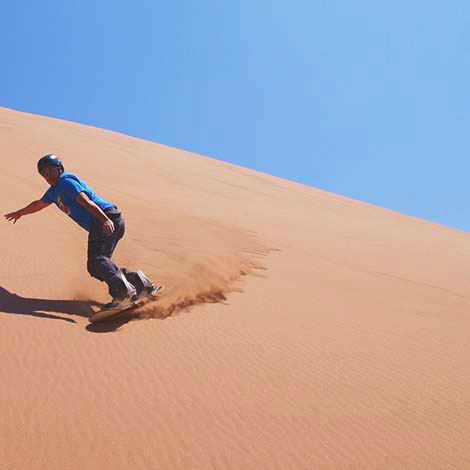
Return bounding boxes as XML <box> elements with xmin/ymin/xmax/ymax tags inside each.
<box><xmin>37</xmin><ymin>154</ymin><xmax>64</xmax><ymax>186</ymax></box>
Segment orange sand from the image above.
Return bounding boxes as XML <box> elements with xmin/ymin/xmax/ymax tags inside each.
<box><xmin>1</xmin><ymin>106</ymin><xmax>470</xmax><ymax>469</ymax></box>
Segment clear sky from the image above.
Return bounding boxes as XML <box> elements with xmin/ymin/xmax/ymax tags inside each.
<box><xmin>2</xmin><ymin>1</ymin><xmax>470</xmax><ymax>230</ymax></box>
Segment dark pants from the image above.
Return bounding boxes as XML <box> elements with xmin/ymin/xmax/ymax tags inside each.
<box><xmin>87</xmin><ymin>207</ymin><xmax>137</xmax><ymax>298</ymax></box>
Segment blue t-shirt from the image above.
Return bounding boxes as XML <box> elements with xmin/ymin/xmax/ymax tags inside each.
<box><xmin>41</xmin><ymin>172</ymin><xmax>115</xmax><ymax>232</ymax></box>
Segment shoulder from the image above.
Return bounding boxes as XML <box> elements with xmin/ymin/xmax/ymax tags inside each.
<box><xmin>41</xmin><ymin>186</ymin><xmax>55</xmax><ymax>203</ymax></box>
<box><xmin>60</xmin><ymin>172</ymin><xmax>84</xmax><ymax>186</ymax></box>
<box><xmin>59</xmin><ymin>173</ymin><xmax>85</xmax><ymax>195</ymax></box>
<box><xmin>60</xmin><ymin>172</ymin><xmax>81</xmax><ymax>182</ymax></box>
<box><xmin>44</xmin><ymin>185</ymin><xmax>55</xmax><ymax>194</ymax></box>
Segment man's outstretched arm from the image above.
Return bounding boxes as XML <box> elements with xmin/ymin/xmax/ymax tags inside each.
<box><xmin>4</xmin><ymin>200</ymin><xmax>50</xmax><ymax>224</ymax></box>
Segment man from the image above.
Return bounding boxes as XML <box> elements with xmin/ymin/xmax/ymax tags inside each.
<box><xmin>4</xmin><ymin>154</ymin><xmax>159</xmax><ymax>310</ymax></box>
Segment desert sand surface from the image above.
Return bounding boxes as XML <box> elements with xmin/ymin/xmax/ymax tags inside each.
<box><xmin>1</xmin><ymin>106</ymin><xmax>470</xmax><ymax>469</ymax></box>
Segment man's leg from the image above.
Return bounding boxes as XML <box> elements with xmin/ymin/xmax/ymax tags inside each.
<box><xmin>87</xmin><ymin>209</ymin><xmax>136</xmax><ymax>300</ymax></box>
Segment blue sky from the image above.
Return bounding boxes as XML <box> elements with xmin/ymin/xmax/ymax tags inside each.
<box><xmin>2</xmin><ymin>1</ymin><xmax>470</xmax><ymax>230</ymax></box>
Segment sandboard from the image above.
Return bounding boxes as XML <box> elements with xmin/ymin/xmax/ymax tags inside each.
<box><xmin>89</xmin><ymin>285</ymin><xmax>164</xmax><ymax>323</ymax></box>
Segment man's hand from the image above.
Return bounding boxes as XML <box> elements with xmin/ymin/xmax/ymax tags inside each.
<box><xmin>4</xmin><ymin>201</ymin><xmax>49</xmax><ymax>224</ymax></box>
<box><xmin>4</xmin><ymin>210</ymin><xmax>23</xmax><ymax>224</ymax></box>
<box><xmin>102</xmin><ymin>219</ymin><xmax>115</xmax><ymax>236</ymax></box>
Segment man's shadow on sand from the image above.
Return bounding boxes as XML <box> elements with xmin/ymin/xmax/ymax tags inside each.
<box><xmin>0</xmin><ymin>286</ymin><xmax>99</xmax><ymax>324</ymax></box>
<box><xmin>0</xmin><ymin>286</ymin><xmax>147</xmax><ymax>332</ymax></box>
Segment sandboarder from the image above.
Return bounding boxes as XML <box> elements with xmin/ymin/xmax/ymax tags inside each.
<box><xmin>4</xmin><ymin>154</ymin><xmax>160</xmax><ymax>311</ymax></box>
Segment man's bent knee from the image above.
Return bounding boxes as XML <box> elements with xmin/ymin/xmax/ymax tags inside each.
<box><xmin>87</xmin><ymin>255</ymin><xmax>110</xmax><ymax>281</ymax></box>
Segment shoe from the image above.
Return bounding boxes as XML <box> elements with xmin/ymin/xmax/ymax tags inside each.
<box><xmin>138</xmin><ymin>284</ymin><xmax>164</xmax><ymax>301</ymax></box>
<box><xmin>133</xmin><ymin>270</ymin><xmax>157</xmax><ymax>299</ymax></box>
<box><xmin>105</xmin><ymin>291</ymin><xmax>137</xmax><ymax>310</ymax></box>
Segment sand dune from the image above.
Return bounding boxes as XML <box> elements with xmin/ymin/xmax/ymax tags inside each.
<box><xmin>1</xmin><ymin>106</ymin><xmax>470</xmax><ymax>469</ymax></box>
